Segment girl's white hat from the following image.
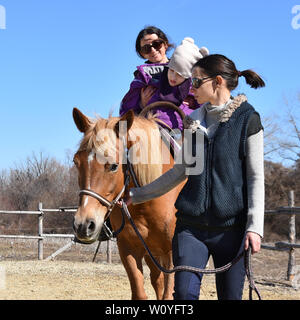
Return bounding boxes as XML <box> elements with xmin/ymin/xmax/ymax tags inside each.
<box><xmin>168</xmin><ymin>37</ymin><xmax>209</xmax><ymax>79</ymax></box>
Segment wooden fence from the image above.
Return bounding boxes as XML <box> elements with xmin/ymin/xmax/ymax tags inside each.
<box><xmin>0</xmin><ymin>191</ymin><xmax>299</xmax><ymax>278</ymax></box>
<box><xmin>262</xmin><ymin>190</ymin><xmax>299</xmax><ymax>281</ymax></box>
<box><xmin>0</xmin><ymin>203</ymin><xmax>113</xmax><ymax>262</ymax></box>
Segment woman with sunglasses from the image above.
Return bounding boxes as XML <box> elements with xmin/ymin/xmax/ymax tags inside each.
<box><xmin>135</xmin><ymin>25</ymin><xmax>172</xmax><ymax>64</ymax></box>
<box><xmin>120</xmin><ymin>37</ymin><xmax>207</xmax><ymax>130</ymax></box>
<box><xmin>125</xmin><ymin>54</ymin><xmax>265</xmax><ymax>300</ymax></box>
<box><xmin>120</xmin><ymin>26</ymin><xmax>172</xmax><ymax>118</ymax></box>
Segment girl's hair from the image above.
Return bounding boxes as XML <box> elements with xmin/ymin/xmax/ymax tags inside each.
<box><xmin>193</xmin><ymin>54</ymin><xmax>265</xmax><ymax>90</ymax></box>
<box><xmin>135</xmin><ymin>26</ymin><xmax>174</xmax><ymax>59</ymax></box>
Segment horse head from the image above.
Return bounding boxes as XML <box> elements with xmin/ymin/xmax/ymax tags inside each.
<box><xmin>72</xmin><ymin>108</ymin><xmax>134</xmax><ymax>244</ymax></box>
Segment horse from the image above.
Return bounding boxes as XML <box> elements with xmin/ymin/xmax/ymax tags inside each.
<box><xmin>72</xmin><ymin>107</ymin><xmax>187</xmax><ymax>300</ymax></box>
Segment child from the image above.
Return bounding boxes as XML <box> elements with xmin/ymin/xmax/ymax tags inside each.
<box><xmin>119</xmin><ymin>38</ymin><xmax>209</xmax><ymax>131</ymax></box>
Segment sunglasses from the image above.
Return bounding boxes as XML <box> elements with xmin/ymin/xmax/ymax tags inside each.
<box><xmin>140</xmin><ymin>39</ymin><xmax>165</xmax><ymax>55</ymax></box>
<box><xmin>192</xmin><ymin>77</ymin><xmax>214</xmax><ymax>88</ymax></box>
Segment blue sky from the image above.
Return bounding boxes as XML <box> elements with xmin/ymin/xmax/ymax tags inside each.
<box><xmin>0</xmin><ymin>0</ymin><xmax>299</xmax><ymax>170</ymax></box>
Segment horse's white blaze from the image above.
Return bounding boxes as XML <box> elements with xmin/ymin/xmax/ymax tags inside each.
<box><xmin>83</xmin><ymin>150</ymin><xmax>96</xmax><ymax>208</ymax></box>
<box><xmin>83</xmin><ymin>197</ymin><xmax>89</xmax><ymax>208</ymax></box>
<box><xmin>87</xmin><ymin>151</ymin><xmax>95</xmax><ymax>187</ymax></box>
<box><xmin>88</xmin><ymin>151</ymin><xmax>95</xmax><ymax>163</ymax></box>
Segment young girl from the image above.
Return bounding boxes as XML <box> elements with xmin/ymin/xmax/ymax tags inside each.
<box><xmin>120</xmin><ymin>38</ymin><xmax>209</xmax><ymax>130</ymax></box>
<box><xmin>126</xmin><ymin>54</ymin><xmax>265</xmax><ymax>300</ymax></box>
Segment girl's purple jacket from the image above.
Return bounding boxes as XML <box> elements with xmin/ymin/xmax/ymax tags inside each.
<box><xmin>119</xmin><ymin>63</ymin><xmax>199</xmax><ymax>130</ymax></box>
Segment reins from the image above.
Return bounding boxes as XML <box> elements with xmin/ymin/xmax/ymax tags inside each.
<box><xmin>120</xmin><ymin>200</ymin><xmax>261</xmax><ymax>300</ymax></box>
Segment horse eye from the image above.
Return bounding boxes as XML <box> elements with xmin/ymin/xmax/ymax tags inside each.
<box><xmin>109</xmin><ymin>164</ymin><xmax>119</xmax><ymax>172</ymax></box>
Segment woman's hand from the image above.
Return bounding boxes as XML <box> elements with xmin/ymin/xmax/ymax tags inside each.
<box><xmin>245</xmin><ymin>231</ymin><xmax>261</xmax><ymax>254</ymax></box>
<box><xmin>140</xmin><ymin>86</ymin><xmax>156</xmax><ymax>109</ymax></box>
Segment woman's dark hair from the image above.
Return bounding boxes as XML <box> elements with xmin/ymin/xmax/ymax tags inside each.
<box><xmin>135</xmin><ymin>25</ymin><xmax>174</xmax><ymax>58</ymax></box>
<box><xmin>193</xmin><ymin>54</ymin><xmax>265</xmax><ymax>90</ymax></box>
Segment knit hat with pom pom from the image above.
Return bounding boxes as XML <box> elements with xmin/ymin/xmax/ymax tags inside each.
<box><xmin>168</xmin><ymin>37</ymin><xmax>209</xmax><ymax>79</ymax></box>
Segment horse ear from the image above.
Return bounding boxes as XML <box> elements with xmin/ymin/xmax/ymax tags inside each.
<box><xmin>73</xmin><ymin>108</ymin><xmax>92</xmax><ymax>133</ymax></box>
<box><xmin>115</xmin><ymin>109</ymin><xmax>134</xmax><ymax>137</ymax></box>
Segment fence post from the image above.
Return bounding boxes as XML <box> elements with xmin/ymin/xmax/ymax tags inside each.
<box><xmin>107</xmin><ymin>240</ymin><xmax>112</xmax><ymax>264</ymax></box>
<box><xmin>287</xmin><ymin>190</ymin><xmax>296</xmax><ymax>281</ymax></box>
<box><xmin>38</xmin><ymin>202</ymin><xmax>44</xmax><ymax>260</ymax></box>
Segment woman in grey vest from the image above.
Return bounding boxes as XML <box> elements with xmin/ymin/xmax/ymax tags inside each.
<box><xmin>126</xmin><ymin>54</ymin><xmax>265</xmax><ymax>300</ymax></box>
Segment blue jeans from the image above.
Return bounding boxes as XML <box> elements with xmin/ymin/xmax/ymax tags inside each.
<box><xmin>172</xmin><ymin>224</ymin><xmax>246</xmax><ymax>300</ymax></box>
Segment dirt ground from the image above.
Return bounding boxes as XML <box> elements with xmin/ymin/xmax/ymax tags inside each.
<box><xmin>0</xmin><ymin>239</ymin><xmax>299</xmax><ymax>300</ymax></box>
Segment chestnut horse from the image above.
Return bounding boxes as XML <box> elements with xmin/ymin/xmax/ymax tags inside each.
<box><xmin>72</xmin><ymin>108</ymin><xmax>186</xmax><ymax>300</ymax></box>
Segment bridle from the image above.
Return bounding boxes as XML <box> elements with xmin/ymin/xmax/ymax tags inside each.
<box><xmin>79</xmin><ymin>173</ymin><xmax>130</xmax><ymax>221</ymax></box>
<box><xmin>78</xmin><ymin>101</ymin><xmax>183</xmax><ymax>224</ymax></box>
<box><xmin>78</xmin><ymin>137</ymin><xmax>136</xmax><ymax>225</ymax></box>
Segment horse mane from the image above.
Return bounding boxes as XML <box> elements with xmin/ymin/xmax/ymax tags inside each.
<box><xmin>78</xmin><ymin>114</ymin><xmax>163</xmax><ymax>186</ymax></box>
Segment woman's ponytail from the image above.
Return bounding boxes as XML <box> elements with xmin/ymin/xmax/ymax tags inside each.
<box><xmin>193</xmin><ymin>54</ymin><xmax>265</xmax><ymax>91</ymax></box>
<box><xmin>239</xmin><ymin>69</ymin><xmax>265</xmax><ymax>89</ymax></box>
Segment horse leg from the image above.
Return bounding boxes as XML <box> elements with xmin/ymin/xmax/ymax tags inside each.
<box><xmin>144</xmin><ymin>254</ymin><xmax>164</xmax><ymax>300</ymax></box>
<box><xmin>161</xmin><ymin>251</ymin><xmax>174</xmax><ymax>300</ymax></box>
<box><xmin>118</xmin><ymin>243</ymin><xmax>148</xmax><ymax>300</ymax></box>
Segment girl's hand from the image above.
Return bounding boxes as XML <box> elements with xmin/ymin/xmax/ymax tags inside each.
<box><xmin>140</xmin><ymin>86</ymin><xmax>156</xmax><ymax>109</ymax></box>
<box><xmin>245</xmin><ymin>231</ymin><xmax>261</xmax><ymax>254</ymax></box>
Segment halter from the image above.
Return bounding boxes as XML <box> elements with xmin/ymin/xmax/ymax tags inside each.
<box><xmin>79</xmin><ymin>175</ymin><xmax>130</xmax><ymax>220</ymax></box>
<box><xmin>78</xmin><ymin>136</ymin><xmax>136</xmax><ymax>222</ymax></box>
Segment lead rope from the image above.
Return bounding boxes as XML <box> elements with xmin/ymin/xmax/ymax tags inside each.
<box><xmin>121</xmin><ymin>200</ymin><xmax>261</xmax><ymax>300</ymax></box>
<box><xmin>244</xmin><ymin>246</ymin><xmax>262</xmax><ymax>300</ymax></box>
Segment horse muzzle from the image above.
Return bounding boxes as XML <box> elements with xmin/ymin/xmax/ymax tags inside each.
<box><xmin>73</xmin><ymin>218</ymin><xmax>97</xmax><ymax>243</ymax></box>
<box><xmin>73</xmin><ymin>208</ymin><xmax>105</xmax><ymax>244</ymax></box>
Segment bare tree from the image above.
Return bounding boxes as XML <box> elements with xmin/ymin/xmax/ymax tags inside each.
<box><xmin>262</xmin><ymin>115</ymin><xmax>282</xmax><ymax>159</ymax></box>
<box><xmin>0</xmin><ymin>170</ymin><xmax>7</xmax><ymax>189</ymax></box>
<box><xmin>0</xmin><ymin>170</ymin><xmax>11</xmax><ymax>210</ymax></box>
<box><xmin>277</xmin><ymin>93</ymin><xmax>300</xmax><ymax>164</ymax></box>
<box><xmin>0</xmin><ymin>151</ymin><xmax>79</xmax><ymax>234</ymax></box>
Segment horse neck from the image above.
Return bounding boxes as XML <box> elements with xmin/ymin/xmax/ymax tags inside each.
<box><xmin>128</xmin><ymin>130</ymin><xmax>175</xmax><ymax>187</ymax></box>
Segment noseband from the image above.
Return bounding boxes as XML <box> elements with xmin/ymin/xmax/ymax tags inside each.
<box><xmin>79</xmin><ymin>173</ymin><xmax>130</xmax><ymax>220</ymax></box>
<box><xmin>78</xmin><ymin>138</ymin><xmax>136</xmax><ymax>221</ymax></box>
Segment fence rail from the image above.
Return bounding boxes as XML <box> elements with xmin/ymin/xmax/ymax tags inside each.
<box><xmin>0</xmin><ymin>210</ymin><xmax>41</xmax><ymax>215</ymax></box>
<box><xmin>262</xmin><ymin>190</ymin><xmax>299</xmax><ymax>281</ymax></box>
<box><xmin>0</xmin><ymin>203</ymin><xmax>112</xmax><ymax>262</ymax></box>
